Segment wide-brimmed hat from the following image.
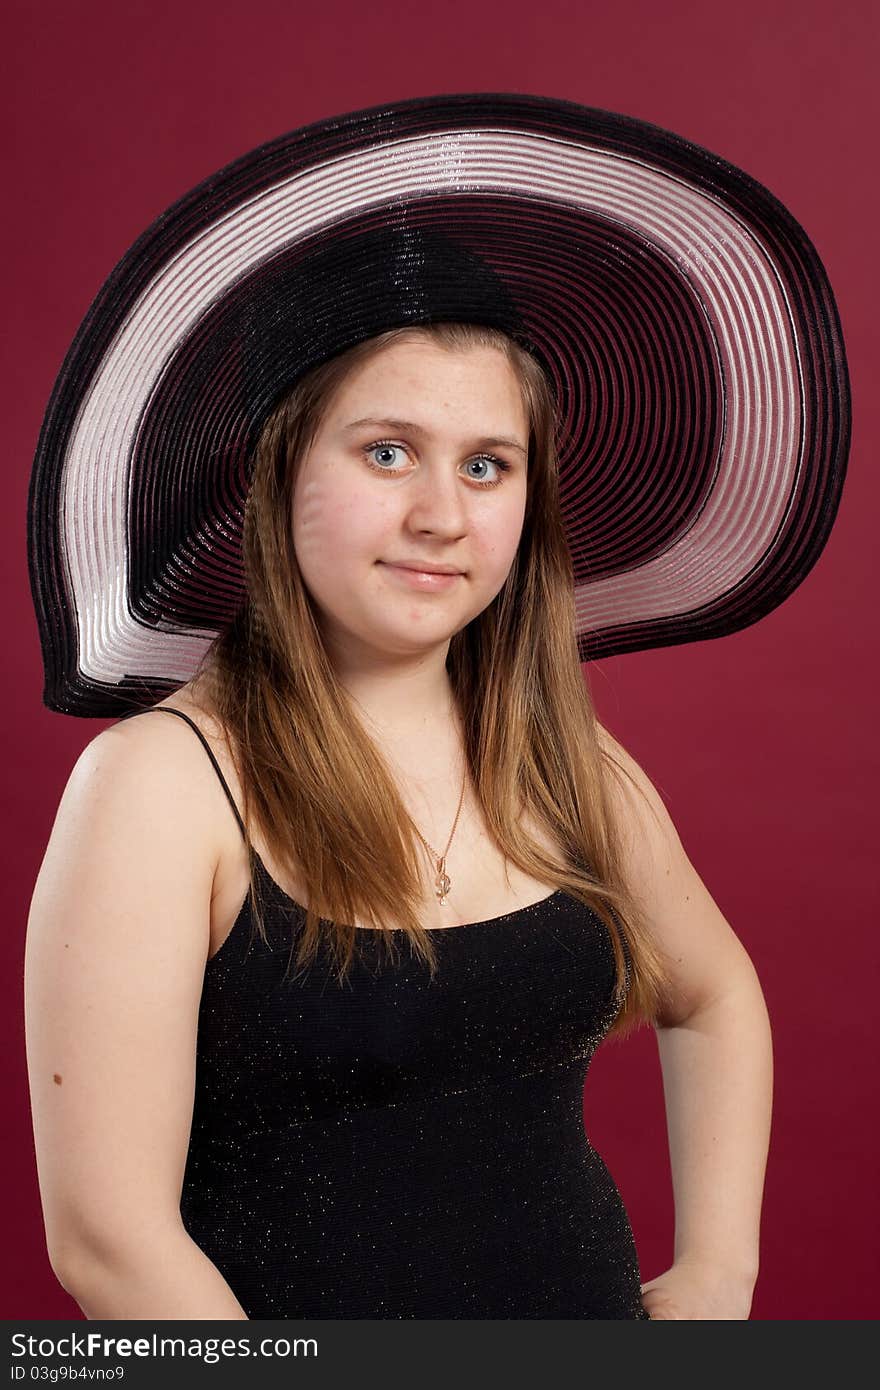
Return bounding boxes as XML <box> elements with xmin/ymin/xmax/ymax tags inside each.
<box><xmin>27</xmin><ymin>92</ymin><xmax>850</xmax><ymax>718</ymax></box>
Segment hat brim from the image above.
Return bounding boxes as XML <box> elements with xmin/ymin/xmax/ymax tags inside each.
<box><xmin>27</xmin><ymin>92</ymin><xmax>850</xmax><ymax>716</ymax></box>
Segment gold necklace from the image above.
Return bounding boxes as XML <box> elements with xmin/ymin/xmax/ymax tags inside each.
<box><xmin>348</xmin><ymin>691</ymin><xmax>468</xmax><ymax>905</ymax></box>
<box><xmin>408</xmin><ymin>762</ymin><xmax>468</xmax><ymax>905</ymax></box>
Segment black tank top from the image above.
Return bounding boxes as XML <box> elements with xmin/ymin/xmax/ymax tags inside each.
<box><xmin>120</xmin><ymin>705</ymin><xmax>649</xmax><ymax>1319</ymax></box>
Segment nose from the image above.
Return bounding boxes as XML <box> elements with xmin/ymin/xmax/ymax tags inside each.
<box><xmin>402</xmin><ymin>459</ymin><xmax>470</xmax><ymax>536</ymax></box>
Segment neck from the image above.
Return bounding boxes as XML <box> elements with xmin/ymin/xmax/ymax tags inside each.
<box><xmin>341</xmin><ymin>678</ymin><xmax>460</xmax><ymax>750</ymax></box>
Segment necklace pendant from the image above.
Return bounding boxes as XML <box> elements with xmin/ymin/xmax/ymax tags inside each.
<box><xmin>435</xmin><ymin>863</ymin><xmax>452</xmax><ymax>905</ymax></box>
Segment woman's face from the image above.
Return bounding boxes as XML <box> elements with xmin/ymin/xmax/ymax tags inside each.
<box><xmin>291</xmin><ymin>337</ymin><xmax>530</xmax><ymax>664</ymax></box>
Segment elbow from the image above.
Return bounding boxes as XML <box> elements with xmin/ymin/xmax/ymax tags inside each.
<box><xmin>47</xmin><ymin>1237</ymin><xmax>92</xmax><ymax>1297</ymax></box>
<box><xmin>45</xmin><ymin>1216</ymin><xmax>183</xmax><ymax>1301</ymax></box>
<box><xmin>43</xmin><ymin>1213</ymin><xmax>113</xmax><ymax>1295</ymax></box>
<box><xmin>45</xmin><ymin>1223</ymin><xmax>124</xmax><ymax>1299</ymax></box>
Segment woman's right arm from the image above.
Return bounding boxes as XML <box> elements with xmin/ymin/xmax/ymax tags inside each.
<box><xmin>24</xmin><ymin>718</ymin><xmax>248</xmax><ymax>1319</ymax></box>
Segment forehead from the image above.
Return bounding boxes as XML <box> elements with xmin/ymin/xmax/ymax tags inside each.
<box><xmin>324</xmin><ymin>340</ymin><xmax>529</xmax><ymax>430</ymax></box>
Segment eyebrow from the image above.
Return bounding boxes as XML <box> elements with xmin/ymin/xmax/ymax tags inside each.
<box><xmin>340</xmin><ymin>416</ymin><xmax>528</xmax><ymax>457</ymax></box>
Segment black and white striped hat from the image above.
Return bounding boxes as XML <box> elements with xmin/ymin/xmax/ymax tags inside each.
<box><xmin>27</xmin><ymin>92</ymin><xmax>850</xmax><ymax>718</ymax></box>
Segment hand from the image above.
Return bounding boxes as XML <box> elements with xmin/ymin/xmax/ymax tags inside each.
<box><xmin>640</xmin><ymin>1256</ymin><xmax>756</xmax><ymax>1320</ymax></box>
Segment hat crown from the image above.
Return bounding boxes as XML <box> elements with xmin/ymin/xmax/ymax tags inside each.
<box><xmin>231</xmin><ymin>222</ymin><xmax>540</xmax><ymax>421</ymax></box>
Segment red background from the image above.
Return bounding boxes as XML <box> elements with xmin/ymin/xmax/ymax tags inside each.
<box><xmin>5</xmin><ymin>0</ymin><xmax>877</xmax><ymax>1320</ymax></box>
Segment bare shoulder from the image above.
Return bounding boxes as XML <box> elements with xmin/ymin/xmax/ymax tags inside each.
<box><xmin>26</xmin><ymin>685</ymin><xmax>232</xmax><ymax>1014</ymax></box>
<box><xmin>111</xmin><ymin>679</ymin><xmax>228</xmax><ymax>752</ymax></box>
<box><xmin>595</xmin><ymin>720</ymin><xmax>670</xmax><ymax>839</ymax></box>
<box><xmin>65</xmin><ymin>681</ymin><xmax>237</xmax><ymax>887</ymax></box>
<box><xmin>91</xmin><ymin>684</ymin><xmax>221</xmax><ymax>783</ymax></box>
<box><xmin>594</xmin><ymin>719</ymin><xmax>758</xmax><ymax>1025</ymax></box>
<box><xmin>105</xmin><ymin>676</ymin><xmax>234</xmax><ymax>776</ymax></box>
<box><xmin>594</xmin><ymin>717</ymin><xmax>683</xmax><ymax>906</ymax></box>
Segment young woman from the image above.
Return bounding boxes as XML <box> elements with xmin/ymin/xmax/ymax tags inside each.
<box><xmin>23</xmin><ymin>94</ymin><xmax>847</xmax><ymax>1320</ymax></box>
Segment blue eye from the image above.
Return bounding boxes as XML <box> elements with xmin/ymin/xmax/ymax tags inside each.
<box><xmin>362</xmin><ymin>440</ymin><xmax>511</xmax><ymax>489</ymax></box>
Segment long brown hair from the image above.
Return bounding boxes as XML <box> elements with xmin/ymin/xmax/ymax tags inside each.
<box><xmin>190</xmin><ymin>321</ymin><xmax>671</xmax><ymax>1038</ymax></box>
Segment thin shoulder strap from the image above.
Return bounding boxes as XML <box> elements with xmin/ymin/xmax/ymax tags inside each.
<box><xmin>117</xmin><ymin>707</ymin><xmax>247</xmax><ymax>843</ymax></box>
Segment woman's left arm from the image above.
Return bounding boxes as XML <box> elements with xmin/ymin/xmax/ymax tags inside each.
<box><xmin>647</xmin><ymin>964</ymin><xmax>773</xmax><ymax>1318</ymax></box>
<box><xmin>596</xmin><ymin>723</ymin><xmax>774</xmax><ymax>1319</ymax></box>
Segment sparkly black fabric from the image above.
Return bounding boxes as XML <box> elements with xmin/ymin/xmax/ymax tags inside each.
<box><xmin>131</xmin><ymin>707</ymin><xmax>650</xmax><ymax>1319</ymax></box>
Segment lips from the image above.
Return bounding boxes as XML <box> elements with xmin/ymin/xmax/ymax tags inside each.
<box><xmin>379</xmin><ymin>562</ymin><xmax>463</xmax><ymax>590</ymax></box>
<box><xmin>383</xmin><ymin>562</ymin><xmax>462</xmax><ymax>575</ymax></box>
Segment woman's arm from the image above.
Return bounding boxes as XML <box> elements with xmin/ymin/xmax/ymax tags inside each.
<box><xmin>25</xmin><ymin>717</ymin><xmax>248</xmax><ymax>1320</ymax></box>
<box><xmin>54</xmin><ymin>1224</ymin><xmax>248</xmax><ymax>1320</ymax></box>
<box><xmin>597</xmin><ymin>723</ymin><xmax>773</xmax><ymax>1314</ymax></box>
<box><xmin>655</xmin><ymin>963</ymin><xmax>772</xmax><ymax>1286</ymax></box>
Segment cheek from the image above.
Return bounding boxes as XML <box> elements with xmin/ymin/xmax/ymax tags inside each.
<box><xmin>473</xmin><ymin>496</ymin><xmax>526</xmax><ymax>574</ymax></box>
<box><xmin>293</xmin><ymin>474</ymin><xmax>388</xmax><ymax>564</ymax></box>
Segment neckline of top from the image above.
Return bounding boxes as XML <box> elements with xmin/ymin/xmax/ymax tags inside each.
<box><xmin>251</xmin><ymin>851</ymin><xmax>567</xmax><ymax>933</ymax></box>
